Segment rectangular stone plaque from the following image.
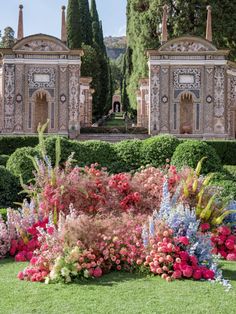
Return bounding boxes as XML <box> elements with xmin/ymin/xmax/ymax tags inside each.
<box><xmin>34</xmin><ymin>73</ymin><xmax>50</xmax><ymax>83</ymax></box>
<box><xmin>179</xmin><ymin>74</ymin><xmax>195</xmax><ymax>84</ymax></box>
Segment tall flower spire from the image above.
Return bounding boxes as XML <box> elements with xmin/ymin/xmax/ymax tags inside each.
<box><xmin>17</xmin><ymin>4</ymin><xmax>24</xmax><ymax>41</ymax></box>
<box><xmin>206</xmin><ymin>5</ymin><xmax>212</xmax><ymax>42</ymax></box>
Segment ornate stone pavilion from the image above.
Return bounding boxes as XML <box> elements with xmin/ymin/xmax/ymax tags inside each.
<box><xmin>137</xmin><ymin>5</ymin><xmax>236</xmax><ymax>139</ymax></box>
<box><xmin>0</xmin><ymin>5</ymin><xmax>93</xmax><ymax>137</ymax></box>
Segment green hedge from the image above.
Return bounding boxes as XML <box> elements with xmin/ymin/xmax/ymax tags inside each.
<box><xmin>141</xmin><ymin>135</ymin><xmax>180</xmax><ymax>167</ymax></box>
<box><xmin>0</xmin><ymin>166</ymin><xmax>22</xmax><ymax>208</ymax></box>
<box><xmin>0</xmin><ymin>155</ymin><xmax>9</xmax><ymax>167</ymax></box>
<box><xmin>114</xmin><ymin>140</ymin><xmax>144</xmax><ymax>172</ymax></box>
<box><xmin>6</xmin><ymin>147</ymin><xmax>39</xmax><ymax>183</ymax></box>
<box><xmin>171</xmin><ymin>140</ymin><xmax>222</xmax><ymax>174</ymax></box>
<box><xmin>205</xmin><ymin>140</ymin><xmax>236</xmax><ymax>165</ymax></box>
<box><xmin>0</xmin><ymin>136</ymin><xmax>39</xmax><ymax>155</ymax></box>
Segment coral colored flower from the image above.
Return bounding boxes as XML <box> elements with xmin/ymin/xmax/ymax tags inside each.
<box><xmin>17</xmin><ymin>271</ymin><xmax>24</xmax><ymax>280</ymax></box>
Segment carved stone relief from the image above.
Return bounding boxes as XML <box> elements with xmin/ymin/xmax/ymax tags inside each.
<box><xmin>59</xmin><ymin>66</ymin><xmax>68</xmax><ymax>131</ymax></box>
<box><xmin>4</xmin><ymin>64</ymin><xmax>15</xmax><ymax>131</ymax></box>
<box><xmin>28</xmin><ymin>67</ymin><xmax>56</xmax><ymax>89</ymax></box>
<box><xmin>174</xmin><ymin>68</ymin><xmax>201</xmax><ymax>90</ymax></box>
<box><xmin>160</xmin><ymin>67</ymin><xmax>169</xmax><ymax>132</ymax></box>
<box><xmin>69</xmin><ymin>65</ymin><xmax>80</xmax><ymax>129</ymax></box>
<box><xmin>150</xmin><ymin>65</ymin><xmax>160</xmax><ymax>133</ymax></box>
<box><xmin>17</xmin><ymin>40</ymin><xmax>65</xmax><ymax>52</ymax></box>
<box><xmin>214</xmin><ymin>67</ymin><xmax>225</xmax><ymax>133</ymax></box>
<box><xmin>204</xmin><ymin>67</ymin><xmax>214</xmax><ymax>133</ymax></box>
<box><xmin>161</xmin><ymin>41</ymin><xmax>215</xmax><ymax>52</ymax></box>
<box><xmin>14</xmin><ymin>64</ymin><xmax>24</xmax><ymax>132</ymax></box>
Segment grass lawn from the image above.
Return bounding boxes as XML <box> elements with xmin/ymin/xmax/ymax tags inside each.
<box><xmin>0</xmin><ymin>259</ymin><xmax>236</xmax><ymax>314</ymax></box>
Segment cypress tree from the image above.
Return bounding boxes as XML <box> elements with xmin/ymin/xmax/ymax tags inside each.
<box><xmin>78</xmin><ymin>0</ymin><xmax>93</xmax><ymax>45</ymax></box>
<box><xmin>67</xmin><ymin>0</ymin><xmax>81</xmax><ymax>49</ymax></box>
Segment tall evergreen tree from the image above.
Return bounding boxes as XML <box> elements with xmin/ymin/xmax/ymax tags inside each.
<box><xmin>67</xmin><ymin>0</ymin><xmax>81</xmax><ymax>49</ymax></box>
<box><xmin>0</xmin><ymin>27</ymin><xmax>15</xmax><ymax>48</ymax></box>
<box><xmin>78</xmin><ymin>0</ymin><xmax>93</xmax><ymax>45</ymax></box>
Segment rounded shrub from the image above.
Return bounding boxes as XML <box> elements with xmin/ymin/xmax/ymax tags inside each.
<box><xmin>74</xmin><ymin>140</ymin><xmax>117</xmax><ymax>170</ymax></box>
<box><xmin>141</xmin><ymin>135</ymin><xmax>180</xmax><ymax>167</ymax></box>
<box><xmin>0</xmin><ymin>166</ymin><xmax>22</xmax><ymax>208</ymax></box>
<box><xmin>171</xmin><ymin>140</ymin><xmax>222</xmax><ymax>174</ymax></box>
<box><xmin>0</xmin><ymin>154</ymin><xmax>9</xmax><ymax>167</ymax></box>
<box><xmin>6</xmin><ymin>147</ymin><xmax>39</xmax><ymax>183</ymax></box>
<box><xmin>114</xmin><ymin>139</ymin><xmax>143</xmax><ymax>172</ymax></box>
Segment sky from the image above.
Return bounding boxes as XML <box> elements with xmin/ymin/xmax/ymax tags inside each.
<box><xmin>0</xmin><ymin>0</ymin><xmax>127</xmax><ymax>38</ymax></box>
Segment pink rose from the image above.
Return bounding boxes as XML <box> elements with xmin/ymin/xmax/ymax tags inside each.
<box><xmin>218</xmin><ymin>226</ymin><xmax>231</xmax><ymax>236</ymax></box>
<box><xmin>226</xmin><ymin>253</ymin><xmax>236</xmax><ymax>261</ymax></box>
<box><xmin>179</xmin><ymin>251</ymin><xmax>189</xmax><ymax>261</ymax></box>
<box><xmin>202</xmin><ymin>269</ymin><xmax>215</xmax><ymax>280</ymax></box>
<box><xmin>219</xmin><ymin>250</ymin><xmax>227</xmax><ymax>259</ymax></box>
<box><xmin>225</xmin><ymin>240</ymin><xmax>234</xmax><ymax>250</ymax></box>
<box><xmin>193</xmin><ymin>269</ymin><xmax>202</xmax><ymax>280</ymax></box>
<box><xmin>172</xmin><ymin>270</ymin><xmax>182</xmax><ymax>279</ymax></box>
<box><xmin>182</xmin><ymin>265</ymin><xmax>193</xmax><ymax>278</ymax></box>
<box><xmin>93</xmin><ymin>267</ymin><xmax>102</xmax><ymax>278</ymax></box>
<box><xmin>15</xmin><ymin>252</ymin><xmax>27</xmax><ymax>262</ymax></box>
<box><xmin>200</xmin><ymin>223</ymin><xmax>210</xmax><ymax>232</ymax></box>
<box><xmin>17</xmin><ymin>271</ymin><xmax>24</xmax><ymax>280</ymax></box>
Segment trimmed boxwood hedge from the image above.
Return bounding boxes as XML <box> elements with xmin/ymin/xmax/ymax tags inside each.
<box><xmin>6</xmin><ymin>147</ymin><xmax>39</xmax><ymax>183</ymax></box>
<box><xmin>206</xmin><ymin>140</ymin><xmax>236</xmax><ymax>165</ymax></box>
<box><xmin>171</xmin><ymin>140</ymin><xmax>222</xmax><ymax>174</ymax></box>
<box><xmin>0</xmin><ymin>136</ymin><xmax>39</xmax><ymax>155</ymax></box>
<box><xmin>141</xmin><ymin>135</ymin><xmax>180</xmax><ymax>167</ymax></box>
<box><xmin>114</xmin><ymin>139</ymin><xmax>144</xmax><ymax>172</ymax></box>
<box><xmin>0</xmin><ymin>155</ymin><xmax>9</xmax><ymax>167</ymax></box>
<box><xmin>0</xmin><ymin>166</ymin><xmax>22</xmax><ymax>208</ymax></box>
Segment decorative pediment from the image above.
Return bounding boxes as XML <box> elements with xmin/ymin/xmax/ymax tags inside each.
<box><xmin>13</xmin><ymin>34</ymin><xmax>69</xmax><ymax>52</ymax></box>
<box><xmin>159</xmin><ymin>36</ymin><xmax>217</xmax><ymax>52</ymax></box>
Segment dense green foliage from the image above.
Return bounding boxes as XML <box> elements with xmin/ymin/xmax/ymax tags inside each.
<box><xmin>142</xmin><ymin>135</ymin><xmax>180</xmax><ymax>168</ymax></box>
<box><xmin>206</xmin><ymin>141</ymin><xmax>236</xmax><ymax>165</ymax></box>
<box><xmin>6</xmin><ymin>147</ymin><xmax>39</xmax><ymax>183</ymax></box>
<box><xmin>78</xmin><ymin>0</ymin><xmax>93</xmax><ymax>46</ymax></box>
<box><xmin>67</xmin><ymin>0</ymin><xmax>81</xmax><ymax>49</ymax></box>
<box><xmin>0</xmin><ymin>155</ymin><xmax>9</xmax><ymax>167</ymax></box>
<box><xmin>0</xmin><ymin>259</ymin><xmax>236</xmax><ymax>314</ymax></box>
<box><xmin>0</xmin><ymin>136</ymin><xmax>38</xmax><ymax>155</ymax></box>
<box><xmin>0</xmin><ymin>26</ymin><xmax>15</xmax><ymax>48</ymax></box>
<box><xmin>210</xmin><ymin>168</ymin><xmax>236</xmax><ymax>201</ymax></box>
<box><xmin>114</xmin><ymin>139</ymin><xmax>144</xmax><ymax>172</ymax></box>
<box><xmin>0</xmin><ymin>166</ymin><xmax>22</xmax><ymax>208</ymax></box>
<box><xmin>171</xmin><ymin>140</ymin><xmax>222</xmax><ymax>174</ymax></box>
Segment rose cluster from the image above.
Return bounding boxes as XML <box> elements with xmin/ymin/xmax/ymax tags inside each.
<box><xmin>212</xmin><ymin>225</ymin><xmax>236</xmax><ymax>261</ymax></box>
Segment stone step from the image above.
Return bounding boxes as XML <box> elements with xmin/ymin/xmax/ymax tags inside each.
<box><xmin>77</xmin><ymin>133</ymin><xmax>150</xmax><ymax>143</ymax></box>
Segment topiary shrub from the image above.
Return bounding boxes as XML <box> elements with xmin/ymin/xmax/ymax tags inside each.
<box><xmin>0</xmin><ymin>136</ymin><xmax>39</xmax><ymax>155</ymax></box>
<box><xmin>171</xmin><ymin>140</ymin><xmax>222</xmax><ymax>174</ymax></box>
<box><xmin>6</xmin><ymin>147</ymin><xmax>39</xmax><ymax>183</ymax></box>
<box><xmin>114</xmin><ymin>139</ymin><xmax>143</xmax><ymax>172</ymax></box>
<box><xmin>0</xmin><ymin>166</ymin><xmax>22</xmax><ymax>207</ymax></box>
<box><xmin>74</xmin><ymin>141</ymin><xmax>117</xmax><ymax>170</ymax></box>
<box><xmin>141</xmin><ymin>135</ymin><xmax>180</xmax><ymax>167</ymax></box>
<box><xmin>0</xmin><ymin>154</ymin><xmax>9</xmax><ymax>167</ymax></box>
<box><xmin>206</xmin><ymin>140</ymin><xmax>236</xmax><ymax>165</ymax></box>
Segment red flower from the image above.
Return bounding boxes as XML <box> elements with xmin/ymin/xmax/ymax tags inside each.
<box><xmin>182</xmin><ymin>265</ymin><xmax>193</xmax><ymax>278</ymax></box>
<box><xmin>202</xmin><ymin>269</ymin><xmax>215</xmax><ymax>280</ymax></box>
<box><xmin>177</xmin><ymin>237</ymin><xmax>190</xmax><ymax>246</ymax></box>
<box><xmin>193</xmin><ymin>269</ymin><xmax>202</xmax><ymax>280</ymax></box>
<box><xmin>93</xmin><ymin>267</ymin><xmax>103</xmax><ymax>278</ymax></box>
<box><xmin>200</xmin><ymin>223</ymin><xmax>210</xmax><ymax>232</ymax></box>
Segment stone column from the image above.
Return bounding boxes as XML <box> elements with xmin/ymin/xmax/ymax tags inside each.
<box><xmin>206</xmin><ymin>6</ymin><xmax>212</xmax><ymax>42</ymax></box>
<box><xmin>149</xmin><ymin>65</ymin><xmax>160</xmax><ymax>135</ymax></box>
<box><xmin>61</xmin><ymin>6</ymin><xmax>67</xmax><ymax>43</ymax></box>
<box><xmin>17</xmin><ymin>5</ymin><xmax>24</xmax><ymax>41</ymax></box>
<box><xmin>79</xmin><ymin>77</ymin><xmax>92</xmax><ymax>127</ymax></box>
<box><xmin>14</xmin><ymin>64</ymin><xmax>24</xmax><ymax>132</ymax></box>
<box><xmin>136</xmin><ymin>90</ymin><xmax>142</xmax><ymax>127</ymax></box>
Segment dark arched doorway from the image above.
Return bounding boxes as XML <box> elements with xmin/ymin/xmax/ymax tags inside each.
<box><xmin>180</xmin><ymin>93</ymin><xmax>193</xmax><ymax>134</ymax></box>
<box><xmin>34</xmin><ymin>92</ymin><xmax>48</xmax><ymax>132</ymax></box>
<box><xmin>113</xmin><ymin>101</ymin><xmax>121</xmax><ymax>113</ymax></box>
